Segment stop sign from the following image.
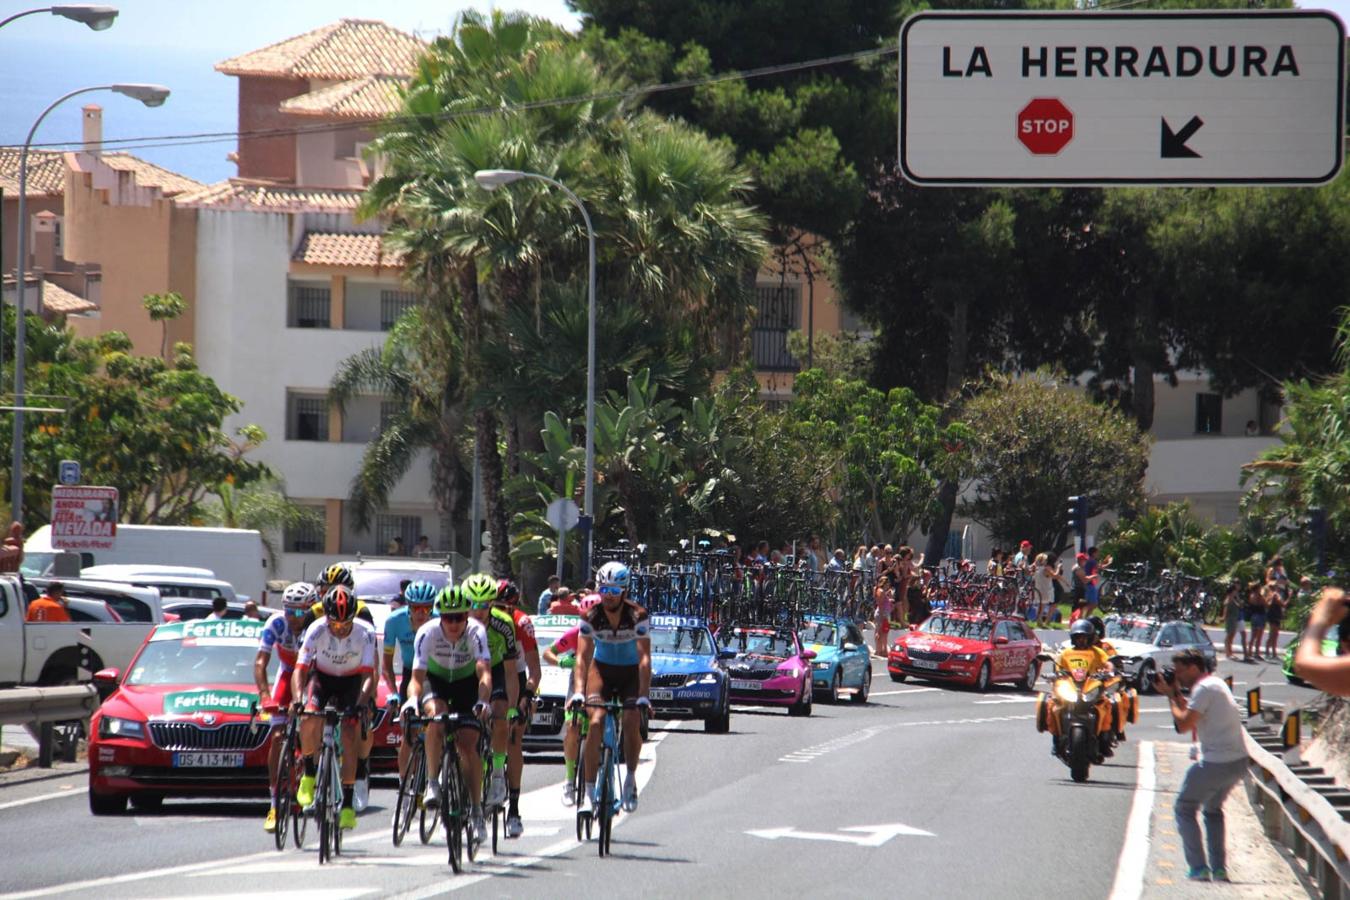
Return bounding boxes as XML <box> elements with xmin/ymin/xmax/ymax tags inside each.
<box><xmin>1017</xmin><ymin>98</ymin><xmax>1074</xmax><ymax>156</ymax></box>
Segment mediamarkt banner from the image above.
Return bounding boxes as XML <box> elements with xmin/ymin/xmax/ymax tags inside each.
<box><xmin>50</xmin><ymin>485</ymin><xmax>119</xmax><ymax>551</ymax></box>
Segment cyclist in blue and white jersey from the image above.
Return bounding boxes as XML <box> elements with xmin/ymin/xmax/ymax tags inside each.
<box><xmin>575</xmin><ymin>561</ymin><xmax>651</xmax><ymax>814</ymax></box>
<box><xmin>382</xmin><ymin>580</ymin><xmax>437</xmax><ymax>777</ymax></box>
<box><xmin>254</xmin><ymin>581</ymin><xmax>315</xmax><ymax>833</ymax></box>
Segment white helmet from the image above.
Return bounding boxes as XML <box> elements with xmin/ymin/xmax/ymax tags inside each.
<box><xmin>282</xmin><ymin>582</ymin><xmax>318</xmax><ymax>609</ymax></box>
<box><xmin>597</xmin><ymin>561</ymin><xmax>631</xmax><ymax>591</ymax></box>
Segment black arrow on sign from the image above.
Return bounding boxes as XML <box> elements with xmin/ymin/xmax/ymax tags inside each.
<box><xmin>1161</xmin><ymin>116</ymin><xmax>1204</xmax><ymax>159</ymax></box>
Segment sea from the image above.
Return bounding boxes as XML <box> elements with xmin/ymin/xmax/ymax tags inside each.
<box><xmin>1</xmin><ymin>38</ymin><xmax>237</xmax><ymax>185</ymax></box>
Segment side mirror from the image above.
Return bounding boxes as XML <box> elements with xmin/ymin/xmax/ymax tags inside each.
<box><xmin>800</xmin><ymin>649</ymin><xmax>817</xmax><ymax>661</ymax></box>
<box><xmin>910</xmin><ymin>623</ymin><xmax>920</xmax><ymax>632</ymax></box>
<box><xmin>718</xmin><ymin>648</ymin><xmax>737</xmax><ymax>660</ymax></box>
<box><xmin>993</xmin><ymin>636</ymin><xmax>1010</xmax><ymax>646</ymax></box>
<box><xmin>843</xmin><ymin>642</ymin><xmax>859</xmax><ymax>652</ymax></box>
<box><xmin>93</xmin><ymin>667</ymin><xmax>120</xmax><ymax>701</ymax></box>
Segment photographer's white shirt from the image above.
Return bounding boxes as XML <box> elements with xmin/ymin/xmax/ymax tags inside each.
<box><xmin>1188</xmin><ymin>674</ymin><xmax>1246</xmax><ymax>764</ymax></box>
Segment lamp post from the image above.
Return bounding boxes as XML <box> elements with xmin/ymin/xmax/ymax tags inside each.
<box><xmin>474</xmin><ymin>168</ymin><xmax>596</xmax><ymax>580</ymax></box>
<box><xmin>0</xmin><ymin>5</ymin><xmax>118</xmax><ymax>30</ymax></box>
<box><xmin>11</xmin><ymin>83</ymin><xmax>169</xmax><ymax>521</ymax></box>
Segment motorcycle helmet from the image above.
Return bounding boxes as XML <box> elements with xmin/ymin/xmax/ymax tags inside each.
<box><xmin>1069</xmin><ymin>618</ymin><xmax>1095</xmax><ymax>649</ymax></box>
<box><xmin>1088</xmin><ymin>615</ymin><xmax>1106</xmax><ymax>642</ymax></box>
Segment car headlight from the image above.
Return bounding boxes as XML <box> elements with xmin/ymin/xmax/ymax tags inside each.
<box><xmin>98</xmin><ymin>716</ymin><xmax>145</xmax><ymax>740</ymax></box>
<box><xmin>812</xmin><ymin>661</ymin><xmax>831</xmax><ymax>671</ymax></box>
<box><xmin>953</xmin><ymin>653</ymin><xmax>978</xmax><ymax>662</ymax></box>
<box><xmin>692</xmin><ymin>673</ymin><xmax>720</xmax><ymax>686</ymax></box>
<box><xmin>789</xmin><ymin>667</ymin><xmax>801</xmax><ymax>679</ymax></box>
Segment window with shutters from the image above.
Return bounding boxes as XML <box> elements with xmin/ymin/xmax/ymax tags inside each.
<box><xmin>752</xmin><ymin>283</ymin><xmax>801</xmax><ymax>372</ymax></box>
<box><xmin>288</xmin><ymin>282</ymin><xmax>331</xmax><ymax>328</ymax></box>
<box><xmin>286</xmin><ymin>391</ymin><xmax>329</xmax><ymax>441</ymax></box>
<box><xmin>285</xmin><ymin>506</ymin><xmax>326</xmax><ymax>553</ymax></box>
<box><xmin>380</xmin><ymin>289</ymin><xmax>417</xmax><ymax>330</ymax></box>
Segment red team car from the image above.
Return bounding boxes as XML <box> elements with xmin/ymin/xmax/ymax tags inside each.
<box><xmin>887</xmin><ymin>611</ymin><xmax>1042</xmax><ymax>692</ymax></box>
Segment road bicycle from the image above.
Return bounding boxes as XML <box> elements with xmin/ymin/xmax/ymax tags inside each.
<box><xmin>270</xmin><ymin>711</ymin><xmax>308</xmax><ymax>851</ymax></box>
<box><xmin>406</xmin><ymin>711</ymin><xmax>482</xmax><ymax>873</ymax></box>
<box><xmin>391</xmin><ymin>714</ymin><xmax>426</xmax><ymax>847</ymax></box>
<box><xmin>478</xmin><ymin>715</ymin><xmax>504</xmax><ymax>855</ymax></box>
<box><xmin>579</xmin><ymin>698</ymin><xmax>637</xmax><ymax>857</ymax></box>
<box><xmin>304</xmin><ymin>704</ymin><xmax>366</xmax><ymax>865</ymax></box>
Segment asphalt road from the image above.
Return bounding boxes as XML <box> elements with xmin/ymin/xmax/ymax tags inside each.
<box><xmin>0</xmin><ymin>629</ymin><xmax>1318</xmax><ymax>900</ymax></box>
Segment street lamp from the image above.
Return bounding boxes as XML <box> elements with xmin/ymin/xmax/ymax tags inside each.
<box><xmin>10</xmin><ymin>83</ymin><xmax>169</xmax><ymax>521</ymax></box>
<box><xmin>0</xmin><ymin>5</ymin><xmax>119</xmax><ymax>31</ymax></box>
<box><xmin>474</xmin><ymin>168</ymin><xmax>597</xmax><ymax>580</ymax></box>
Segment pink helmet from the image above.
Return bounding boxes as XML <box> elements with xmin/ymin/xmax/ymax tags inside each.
<box><xmin>577</xmin><ymin>592</ymin><xmax>602</xmax><ymax>612</ymax></box>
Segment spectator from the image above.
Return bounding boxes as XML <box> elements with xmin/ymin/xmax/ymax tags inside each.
<box><xmin>413</xmin><ymin>535</ymin><xmax>431</xmax><ymax>556</ymax></box>
<box><xmin>808</xmin><ymin>535</ymin><xmax>826</xmax><ymax>572</ymax></box>
<box><xmin>986</xmin><ymin>548</ymin><xmax>1002</xmax><ymax>576</ymax></box>
<box><xmin>1244</xmin><ymin>581</ymin><xmax>1268</xmax><ymax>662</ymax></box>
<box><xmin>387</xmin><ymin>535</ymin><xmax>405</xmax><ymax>556</ymax></box>
<box><xmin>1244</xmin><ymin>419</ymin><xmax>1259</xmax><ymax>437</ymax></box>
<box><xmin>391</xmin><ymin>579</ymin><xmax>412</xmax><ymax>611</ymax></box>
<box><xmin>895</xmin><ymin>546</ymin><xmax>923</xmax><ymax>625</ymax></box>
<box><xmin>851</xmin><ymin>545</ymin><xmax>868</xmax><ymax>572</ymax></box>
<box><xmin>873</xmin><ymin>576</ymin><xmax>894</xmax><ymax>657</ymax></box>
<box><xmin>1083</xmin><ymin>546</ymin><xmax>1109</xmax><ymax>617</ymax></box>
<box><xmin>538</xmin><ymin>575</ymin><xmax>560</xmax><ymax>616</ymax></box>
<box><xmin>1155</xmin><ymin>648</ymin><xmax>1247</xmax><ymax>882</ymax></box>
<box><xmin>1012</xmin><ymin>540</ymin><xmax>1033</xmax><ymax>571</ymax></box>
<box><xmin>1071</xmin><ymin>553</ymin><xmax>1090</xmax><ymax>611</ymax></box>
<box><xmin>1032</xmin><ymin>553</ymin><xmax>1071</xmax><ymax>627</ymax></box>
<box><xmin>1294</xmin><ymin>586</ymin><xmax>1350</xmax><ymax>694</ymax></box>
<box><xmin>26</xmin><ymin>581</ymin><xmax>71</xmax><ymax>622</ymax></box>
<box><xmin>827</xmin><ymin>548</ymin><xmax>847</xmax><ymax>571</ymax></box>
<box><xmin>206</xmin><ymin>596</ymin><xmax>229</xmax><ymax>620</ymax></box>
<box><xmin>1221</xmin><ymin>581</ymin><xmax>1246</xmax><ymax>661</ymax></box>
<box><xmin>242</xmin><ymin>600</ymin><xmax>266</xmax><ymax>621</ymax></box>
<box><xmin>753</xmin><ymin>541</ymin><xmax>770</xmax><ymax>564</ymax></box>
<box><xmin>770</xmin><ymin>547</ymin><xmax>785</xmax><ymax>565</ymax></box>
<box><xmin>0</xmin><ymin>521</ymin><xmax>23</xmax><ymax>573</ymax></box>
<box><xmin>548</xmin><ymin>587</ymin><xmax>580</xmax><ymax>615</ymax></box>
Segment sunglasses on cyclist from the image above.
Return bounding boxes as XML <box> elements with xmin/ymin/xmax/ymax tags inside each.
<box><xmin>286</xmin><ymin>607</ymin><xmax>308</xmax><ymax>617</ymax></box>
<box><xmin>599</xmin><ymin>585</ymin><xmax>623</xmax><ymax>597</ymax></box>
<box><xmin>440</xmin><ymin>612</ymin><xmax>468</xmax><ymax>623</ymax></box>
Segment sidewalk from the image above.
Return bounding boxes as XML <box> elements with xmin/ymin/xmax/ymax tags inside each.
<box><xmin>1141</xmin><ymin>741</ymin><xmax>1309</xmax><ymax>898</ymax></box>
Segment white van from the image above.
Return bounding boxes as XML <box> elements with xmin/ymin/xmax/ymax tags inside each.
<box><xmin>79</xmin><ymin>566</ymin><xmax>241</xmax><ymax>604</ymax></box>
<box><xmin>22</xmin><ymin>525</ymin><xmax>268</xmax><ymax>599</ymax></box>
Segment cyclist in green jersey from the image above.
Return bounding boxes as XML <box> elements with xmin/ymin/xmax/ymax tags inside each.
<box><xmin>462</xmin><ymin>573</ymin><xmax>519</xmax><ymax>807</ymax></box>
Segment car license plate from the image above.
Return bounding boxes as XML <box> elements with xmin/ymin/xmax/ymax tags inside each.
<box><xmin>650</xmin><ymin>689</ymin><xmax>674</xmax><ymax>701</ymax></box>
<box><xmin>531</xmin><ymin>711</ymin><xmax>554</xmax><ymax>726</ymax></box>
<box><xmin>911</xmin><ymin>660</ymin><xmax>940</xmax><ymax>670</ymax></box>
<box><xmin>730</xmin><ymin>679</ymin><xmax>762</xmax><ymax>690</ymax></box>
<box><xmin>173</xmin><ymin>751</ymin><xmax>244</xmax><ymax>768</ymax></box>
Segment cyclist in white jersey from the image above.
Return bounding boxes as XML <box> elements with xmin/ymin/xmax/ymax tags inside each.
<box><xmin>401</xmin><ymin>585</ymin><xmax>493</xmax><ymax>841</ymax></box>
<box><xmin>291</xmin><ymin>586</ymin><xmax>375</xmax><ymax>831</ymax></box>
<box><xmin>255</xmin><ymin>581</ymin><xmax>315</xmax><ymax>833</ymax></box>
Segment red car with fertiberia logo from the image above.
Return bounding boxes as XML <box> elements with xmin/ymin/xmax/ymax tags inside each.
<box><xmin>887</xmin><ymin>611</ymin><xmax>1042</xmax><ymax>692</ymax></box>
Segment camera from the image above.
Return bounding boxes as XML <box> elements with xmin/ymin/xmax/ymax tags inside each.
<box><xmin>1160</xmin><ymin>667</ymin><xmax>1176</xmax><ymax>686</ymax></box>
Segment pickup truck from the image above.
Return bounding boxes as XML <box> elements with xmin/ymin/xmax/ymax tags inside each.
<box><xmin>0</xmin><ymin>574</ymin><xmax>162</xmax><ymax>686</ymax></box>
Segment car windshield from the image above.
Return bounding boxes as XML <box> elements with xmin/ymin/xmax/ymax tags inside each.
<box><xmin>353</xmin><ymin>568</ymin><xmax>450</xmax><ymax>601</ymax></box>
<box><xmin>1107</xmin><ymin>620</ymin><xmax>1160</xmax><ymax>643</ymax></box>
<box><xmin>920</xmin><ymin>617</ymin><xmax>993</xmax><ymax>641</ymax></box>
<box><xmin>723</xmin><ymin>631</ymin><xmax>795</xmax><ymax>659</ymax></box>
<box><xmin>798</xmin><ymin>623</ymin><xmax>837</xmax><ymax>645</ymax></box>
<box><xmin>650</xmin><ymin>627</ymin><xmax>709</xmax><ymax>655</ymax></box>
<box><xmin>126</xmin><ymin>641</ymin><xmax>277</xmax><ymax>686</ymax></box>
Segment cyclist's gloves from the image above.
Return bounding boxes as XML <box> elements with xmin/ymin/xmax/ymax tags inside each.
<box><xmin>635</xmin><ymin>697</ymin><xmax>652</xmax><ymax>711</ymax></box>
<box><xmin>387</xmin><ymin>693</ymin><xmax>401</xmax><ymax>708</ymax></box>
<box><xmin>472</xmin><ymin>700</ymin><xmax>490</xmax><ymax>719</ymax></box>
<box><xmin>568</xmin><ymin>692</ymin><xmax>585</xmax><ymax>709</ymax></box>
<box><xmin>399</xmin><ymin>698</ymin><xmax>418</xmax><ymax>719</ymax></box>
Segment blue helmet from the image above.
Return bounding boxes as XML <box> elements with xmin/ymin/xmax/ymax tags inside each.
<box><xmin>404</xmin><ymin>580</ymin><xmax>439</xmax><ymax>607</ymax></box>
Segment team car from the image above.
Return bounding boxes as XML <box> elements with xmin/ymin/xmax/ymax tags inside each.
<box><xmin>524</xmin><ymin>613</ymin><xmax>581</xmax><ymax>752</ymax></box>
<box><xmin>1098</xmin><ymin>615</ymin><xmax>1217</xmax><ymax>692</ymax></box>
<box><xmin>718</xmin><ymin>624</ymin><xmax>816</xmax><ymax>716</ymax></box>
<box><xmin>648</xmin><ymin>614</ymin><xmax>733</xmax><ymax>733</ymax></box>
<box><xmin>888</xmin><ymin>611</ymin><xmax>1042</xmax><ymax>692</ymax></box>
<box><xmin>799</xmin><ymin>614</ymin><xmax>872</xmax><ymax>704</ymax></box>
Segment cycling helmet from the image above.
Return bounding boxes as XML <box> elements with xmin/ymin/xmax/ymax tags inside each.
<box><xmin>282</xmin><ymin>582</ymin><xmax>317</xmax><ymax>609</ymax></box>
<box><xmin>323</xmin><ymin>585</ymin><xmax>358</xmax><ymax>624</ymax></box>
<box><xmin>319</xmin><ymin>563</ymin><xmax>355</xmax><ymax>591</ymax></box>
<box><xmin>596</xmin><ymin>561</ymin><xmax>630</xmax><ymax>592</ymax></box>
<box><xmin>435</xmin><ymin>584</ymin><xmax>470</xmax><ymax>616</ymax></box>
<box><xmin>1069</xmin><ymin>618</ymin><xmax>1095</xmax><ymax>649</ymax></box>
<box><xmin>1088</xmin><ymin>615</ymin><xmax>1106</xmax><ymax>641</ymax></box>
<box><xmin>461</xmin><ymin>572</ymin><xmax>497</xmax><ymax>608</ymax></box>
<box><xmin>496</xmin><ymin>578</ymin><xmax>520</xmax><ymax>605</ymax></box>
<box><xmin>404</xmin><ymin>580</ymin><xmax>439</xmax><ymax>607</ymax></box>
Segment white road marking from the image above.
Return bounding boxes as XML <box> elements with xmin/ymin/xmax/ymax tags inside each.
<box><xmin>1108</xmin><ymin>740</ymin><xmax>1155</xmax><ymax>900</ymax></box>
<box><xmin>746</xmin><ymin>822</ymin><xmax>935</xmax><ymax>847</ymax></box>
<box><xmin>779</xmin><ymin>726</ymin><xmax>893</xmax><ymax>763</ymax></box>
<box><xmin>0</xmin><ymin>785</ymin><xmax>79</xmax><ymax>812</ymax></box>
<box><xmin>972</xmin><ymin>697</ymin><xmax>1039</xmax><ymax>705</ymax></box>
<box><xmin>153</xmin><ymin>893</ymin><xmax>378</xmax><ymax>900</ymax></box>
<box><xmin>869</xmin><ymin>687</ymin><xmax>940</xmax><ymax>696</ymax></box>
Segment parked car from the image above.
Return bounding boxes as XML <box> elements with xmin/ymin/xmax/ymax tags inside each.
<box><xmin>523</xmin><ymin>613</ymin><xmax>581</xmax><ymax>752</ymax></box>
<box><xmin>717</xmin><ymin>624</ymin><xmax>816</xmax><ymax>716</ymax></box>
<box><xmin>79</xmin><ymin>567</ymin><xmax>241</xmax><ymax>604</ymax></box>
<box><xmin>888</xmin><ymin>611</ymin><xmax>1042</xmax><ymax>692</ymax></box>
<box><xmin>1099</xmin><ymin>615</ymin><xmax>1218</xmax><ymax>692</ymax></box>
<box><xmin>799</xmin><ymin>614</ymin><xmax>872</xmax><ymax>704</ymax></box>
<box><xmin>649</xmin><ymin>614</ymin><xmax>732</xmax><ymax>732</ymax></box>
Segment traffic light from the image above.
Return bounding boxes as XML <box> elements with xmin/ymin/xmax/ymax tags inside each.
<box><xmin>1067</xmin><ymin>495</ymin><xmax>1089</xmax><ymax>551</ymax></box>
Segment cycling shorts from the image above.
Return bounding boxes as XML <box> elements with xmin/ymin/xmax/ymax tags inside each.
<box><xmin>423</xmin><ymin>672</ymin><xmax>481</xmax><ymax>722</ymax></box>
<box><xmin>304</xmin><ymin>671</ymin><xmax>363</xmax><ymax>714</ymax></box>
<box><xmin>490</xmin><ymin>661</ymin><xmax>508</xmax><ymax>702</ymax></box>
<box><xmin>586</xmin><ymin>661</ymin><xmax>640</xmax><ymax>703</ymax></box>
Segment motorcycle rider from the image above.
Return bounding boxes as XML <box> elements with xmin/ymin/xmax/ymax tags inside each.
<box><xmin>1048</xmin><ymin>619</ymin><xmax>1114</xmax><ymax>756</ymax></box>
<box><xmin>1088</xmin><ymin>615</ymin><xmax>1133</xmax><ymax>743</ymax></box>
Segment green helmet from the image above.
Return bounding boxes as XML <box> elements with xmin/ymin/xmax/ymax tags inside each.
<box><xmin>461</xmin><ymin>572</ymin><xmax>497</xmax><ymax>608</ymax></box>
<box><xmin>435</xmin><ymin>585</ymin><xmax>469</xmax><ymax>615</ymax></box>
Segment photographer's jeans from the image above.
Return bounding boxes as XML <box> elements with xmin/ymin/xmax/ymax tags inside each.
<box><xmin>1174</xmin><ymin>757</ymin><xmax>1248</xmax><ymax>873</ymax></box>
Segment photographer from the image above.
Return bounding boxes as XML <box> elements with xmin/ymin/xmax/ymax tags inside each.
<box><xmin>1294</xmin><ymin>586</ymin><xmax>1350</xmax><ymax>695</ymax></box>
<box><xmin>1154</xmin><ymin>649</ymin><xmax>1247</xmax><ymax>882</ymax></box>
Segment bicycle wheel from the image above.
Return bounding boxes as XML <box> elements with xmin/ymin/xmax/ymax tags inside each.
<box><xmin>597</xmin><ymin>745</ymin><xmax>614</xmax><ymax>858</ymax></box>
<box><xmin>316</xmin><ymin>752</ymin><xmax>333</xmax><ymax>864</ymax></box>
<box><xmin>444</xmin><ymin>750</ymin><xmax>465</xmax><ymax>871</ymax></box>
<box><xmin>392</xmin><ymin>743</ymin><xmax>424</xmax><ymax>848</ymax></box>
<box><xmin>273</xmin><ymin>742</ymin><xmax>293</xmax><ymax>851</ymax></box>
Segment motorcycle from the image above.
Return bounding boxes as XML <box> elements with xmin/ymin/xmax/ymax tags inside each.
<box><xmin>1035</xmin><ymin>650</ymin><xmax>1133</xmax><ymax>783</ymax></box>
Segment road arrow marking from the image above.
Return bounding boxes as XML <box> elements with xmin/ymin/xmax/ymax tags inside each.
<box><xmin>1161</xmin><ymin>116</ymin><xmax>1203</xmax><ymax>158</ymax></box>
<box><xmin>746</xmin><ymin>823</ymin><xmax>934</xmax><ymax>847</ymax></box>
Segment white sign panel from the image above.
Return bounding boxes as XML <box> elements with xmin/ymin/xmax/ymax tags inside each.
<box><xmin>900</xmin><ymin>11</ymin><xmax>1345</xmax><ymax>185</ymax></box>
<box><xmin>50</xmin><ymin>485</ymin><xmax>118</xmax><ymax>551</ymax></box>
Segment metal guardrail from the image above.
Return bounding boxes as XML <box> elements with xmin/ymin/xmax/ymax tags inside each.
<box><xmin>1242</xmin><ymin>693</ymin><xmax>1350</xmax><ymax>899</ymax></box>
<box><xmin>0</xmin><ymin>685</ymin><xmax>98</xmax><ymax>768</ymax></box>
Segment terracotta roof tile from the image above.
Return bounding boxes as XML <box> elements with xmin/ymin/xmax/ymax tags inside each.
<box><xmin>2</xmin><ymin>275</ymin><xmax>98</xmax><ymax>316</ymax></box>
<box><xmin>279</xmin><ymin>75</ymin><xmax>407</xmax><ymax>119</ymax></box>
<box><xmin>0</xmin><ymin>149</ymin><xmax>66</xmax><ymax>196</ymax></box>
<box><xmin>293</xmin><ymin>231</ymin><xmax>402</xmax><ymax>269</ymax></box>
<box><xmin>216</xmin><ymin>19</ymin><xmax>425</xmax><ymax>80</ymax></box>
<box><xmin>99</xmin><ymin>154</ymin><xmax>204</xmax><ymax>197</ymax></box>
<box><xmin>175</xmin><ymin>179</ymin><xmax>364</xmax><ymax>213</ymax></box>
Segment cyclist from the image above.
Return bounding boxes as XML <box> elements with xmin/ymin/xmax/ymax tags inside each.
<box><xmin>494</xmin><ymin>578</ymin><xmax>541</xmax><ymax>838</ymax></box>
<box><xmin>254</xmin><ymin>581</ymin><xmax>314</xmax><ymax>833</ymax></box>
<box><xmin>462</xmin><ymin>572</ymin><xmax>519</xmax><ymax>810</ymax></box>
<box><xmin>382</xmin><ymin>580</ymin><xmax>437</xmax><ymax>778</ymax></box>
<box><xmin>542</xmin><ymin>620</ymin><xmax>584</xmax><ymax>806</ymax></box>
<box><xmin>401</xmin><ymin>585</ymin><xmax>493</xmax><ymax>842</ymax></box>
<box><xmin>302</xmin><ymin>563</ymin><xmax>378</xmax><ymax>810</ymax></box>
<box><xmin>575</xmin><ymin>561</ymin><xmax>651</xmax><ymax>814</ymax></box>
<box><xmin>291</xmin><ymin>585</ymin><xmax>376</xmax><ymax>831</ymax></box>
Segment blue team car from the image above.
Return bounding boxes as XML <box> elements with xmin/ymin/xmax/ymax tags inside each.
<box><xmin>648</xmin><ymin>615</ymin><xmax>733</xmax><ymax>733</ymax></box>
<box><xmin>798</xmin><ymin>614</ymin><xmax>873</xmax><ymax>704</ymax></box>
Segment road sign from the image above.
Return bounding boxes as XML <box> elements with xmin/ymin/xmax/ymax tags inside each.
<box><xmin>899</xmin><ymin>10</ymin><xmax>1345</xmax><ymax>186</ymax></box>
<box><xmin>746</xmin><ymin>823</ymin><xmax>935</xmax><ymax>847</ymax></box>
<box><xmin>546</xmin><ymin>498</ymin><xmax>580</xmax><ymax>532</ymax></box>
<box><xmin>58</xmin><ymin>460</ymin><xmax>80</xmax><ymax>486</ymax></box>
<box><xmin>1017</xmin><ymin>98</ymin><xmax>1074</xmax><ymax>155</ymax></box>
<box><xmin>50</xmin><ymin>485</ymin><xmax>118</xmax><ymax>551</ymax></box>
